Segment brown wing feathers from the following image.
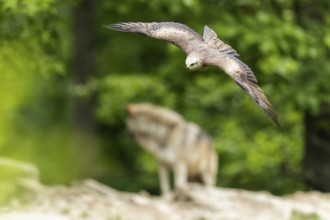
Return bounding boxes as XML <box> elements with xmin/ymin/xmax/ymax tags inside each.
<box><xmin>105</xmin><ymin>22</ymin><xmax>203</xmax><ymax>53</ymax></box>
<box><xmin>106</xmin><ymin>22</ymin><xmax>154</xmax><ymax>36</ymax></box>
<box><xmin>233</xmin><ymin>74</ymin><xmax>281</xmax><ymax>129</ymax></box>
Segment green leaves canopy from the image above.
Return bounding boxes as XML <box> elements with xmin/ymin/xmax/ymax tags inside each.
<box><xmin>1</xmin><ymin>0</ymin><xmax>330</xmax><ymax>196</ymax></box>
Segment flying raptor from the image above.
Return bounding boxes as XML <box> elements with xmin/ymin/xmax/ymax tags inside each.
<box><xmin>106</xmin><ymin>22</ymin><xmax>281</xmax><ymax>129</ymax></box>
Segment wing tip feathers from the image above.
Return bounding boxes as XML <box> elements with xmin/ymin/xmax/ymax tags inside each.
<box><xmin>265</xmin><ymin>108</ymin><xmax>283</xmax><ymax>131</ymax></box>
<box><xmin>104</xmin><ymin>23</ymin><xmax>127</xmax><ymax>31</ymax></box>
<box><xmin>259</xmin><ymin>101</ymin><xmax>282</xmax><ymax>130</ymax></box>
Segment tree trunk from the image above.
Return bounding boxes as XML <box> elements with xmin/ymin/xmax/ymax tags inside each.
<box><xmin>72</xmin><ymin>0</ymin><xmax>96</xmax><ymax>133</ymax></box>
<box><xmin>304</xmin><ymin>103</ymin><xmax>330</xmax><ymax>192</ymax></box>
<box><xmin>70</xmin><ymin>0</ymin><xmax>99</xmax><ymax>178</ymax></box>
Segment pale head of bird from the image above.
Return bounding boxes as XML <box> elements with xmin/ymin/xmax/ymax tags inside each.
<box><xmin>185</xmin><ymin>53</ymin><xmax>203</xmax><ymax>70</ymax></box>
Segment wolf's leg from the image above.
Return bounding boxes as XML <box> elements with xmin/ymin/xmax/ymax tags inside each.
<box><xmin>173</xmin><ymin>161</ymin><xmax>187</xmax><ymax>190</ymax></box>
<box><xmin>202</xmin><ymin>172</ymin><xmax>214</xmax><ymax>186</ymax></box>
<box><xmin>158</xmin><ymin>163</ymin><xmax>170</xmax><ymax>196</ymax></box>
<box><xmin>202</xmin><ymin>151</ymin><xmax>218</xmax><ymax>186</ymax></box>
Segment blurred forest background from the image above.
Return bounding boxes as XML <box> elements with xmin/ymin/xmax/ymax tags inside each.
<box><xmin>1</xmin><ymin>0</ymin><xmax>330</xmax><ymax>202</ymax></box>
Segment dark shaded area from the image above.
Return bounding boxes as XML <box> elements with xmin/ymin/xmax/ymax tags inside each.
<box><xmin>304</xmin><ymin>103</ymin><xmax>330</xmax><ymax>191</ymax></box>
<box><xmin>72</xmin><ymin>0</ymin><xmax>97</xmax><ymax>133</ymax></box>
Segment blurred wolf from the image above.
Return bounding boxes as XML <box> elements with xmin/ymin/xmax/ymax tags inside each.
<box><xmin>126</xmin><ymin>103</ymin><xmax>218</xmax><ymax>196</ymax></box>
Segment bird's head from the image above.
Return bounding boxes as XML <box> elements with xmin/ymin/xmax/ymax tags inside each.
<box><xmin>185</xmin><ymin>54</ymin><xmax>203</xmax><ymax>70</ymax></box>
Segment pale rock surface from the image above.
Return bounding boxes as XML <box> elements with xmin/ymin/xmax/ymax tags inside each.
<box><xmin>1</xmin><ymin>179</ymin><xmax>329</xmax><ymax>220</ymax></box>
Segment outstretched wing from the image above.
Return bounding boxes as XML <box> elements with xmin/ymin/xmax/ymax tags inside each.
<box><xmin>105</xmin><ymin>22</ymin><xmax>204</xmax><ymax>54</ymax></box>
<box><xmin>203</xmin><ymin>26</ymin><xmax>239</xmax><ymax>57</ymax></box>
<box><xmin>233</xmin><ymin>69</ymin><xmax>281</xmax><ymax>129</ymax></box>
<box><xmin>206</xmin><ymin>54</ymin><xmax>281</xmax><ymax>129</ymax></box>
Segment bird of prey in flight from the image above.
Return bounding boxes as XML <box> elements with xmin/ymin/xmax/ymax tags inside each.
<box><xmin>106</xmin><ymin>22</ymin><xmax>281</xmax><ymax>129</ymax></box>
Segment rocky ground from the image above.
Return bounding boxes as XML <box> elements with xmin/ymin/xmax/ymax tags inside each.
<box><xmin>1</xmin><ymin>178</ymin><xmax>330</xmax><ymax>220</ymax></box>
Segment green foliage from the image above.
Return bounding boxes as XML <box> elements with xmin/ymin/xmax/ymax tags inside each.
<box><xmin>1</xmin><ymin>0</ymin><xmax>330</xmax><ymax>199</ymax></box>
<box><xmin>0</xmin><ymin>0</ymin><xmax>92</xmax><ymax>188</ymax></box>
<box><xmin>96</xmin><ymin>74</ymin><xmax>176</xmax><ymax>125</ymax></box>
<box><xmin>291</xmin><ymin>210</ymin><xmax>321</xmax><ymax>220</ymax></box>
<box><xmin>96</xmin><ymin>0</ymin><xmax>322</xmax><ymax>194</ymax></box>
<box><xmin>0</xmin><ymin>0</ymin><xmax>55</xmax><ymax>16</ymax></box>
